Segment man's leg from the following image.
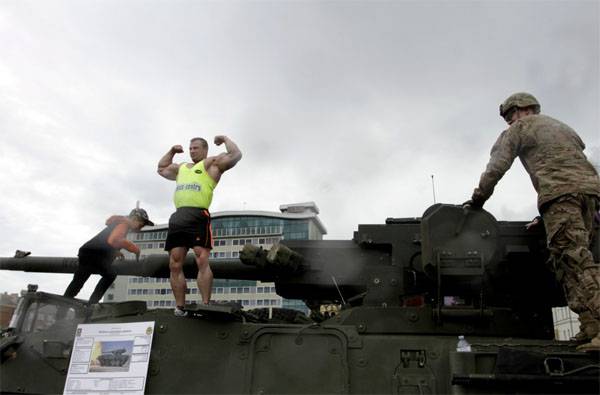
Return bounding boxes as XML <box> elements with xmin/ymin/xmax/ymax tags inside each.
<box><xmin>192</xmin><ymin>246</ymin><xmax>213</xmax><ymax>304</ymax></box>
<box><xmin>64</xmin><ymin>265</ymin><xmax>92</xmax><ymax>298</ymax></box>
<box><xmin>573</xmin><ymin>311</ymin><xmax>599</xmax><ymax>341</ymax></box>
<box><xmin>88</xmin><ymin>260</ymin><xmax>117</xmax><ymax>304</ymax></box>
<box><xmin>169</xmin><ymin>247</ymin><xmax>188</xmax><ymax>308</ymax></box>
<box><xmin>543</xmin><ymin>194</ymin><xmax>600</xmax><ymax>344</ymax></box>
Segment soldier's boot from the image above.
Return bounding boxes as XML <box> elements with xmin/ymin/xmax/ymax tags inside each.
<box><xmin>571</xmin><ymin>331</ymin><xmax>590</xmax><ymax>342</ymax></box>
<box><xmin>570</xmin><ymin>311</ymin><xmax>599</xmax><ymax>342</ymax></box>
<box><xmin>575</xmin><ymin>333</ymin><xmax>600</xmax><ymax>352</ymax></box>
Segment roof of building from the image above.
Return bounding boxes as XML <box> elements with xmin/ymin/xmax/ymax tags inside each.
<box><xmin>0</xmin><ymin>292</ymin><xmax>19</xmax><ymax>306</ymax></box>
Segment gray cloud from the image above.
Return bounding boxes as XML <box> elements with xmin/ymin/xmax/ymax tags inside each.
<box><xmin>0</xmin><ymin>0</ymin><xmax>598</xmax><ymax>296</ymax></box>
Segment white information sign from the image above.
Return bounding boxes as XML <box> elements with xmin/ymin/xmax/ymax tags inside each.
<box><xmin>64</xmin><ymin>321</ymin><xmax>155</xmax><ymax>395</ymax></box>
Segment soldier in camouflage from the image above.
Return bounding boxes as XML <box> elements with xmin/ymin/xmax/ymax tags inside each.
<box><xmin>465</xmin><ymin>92</ymin><xmax>600</xmax><ymax>351</ymax></box>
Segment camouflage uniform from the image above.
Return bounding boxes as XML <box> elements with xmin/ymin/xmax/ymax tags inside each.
<box><xmin>542</xmin><ymin>194</ymin><xmax>599</xmax><ymax>338</ymax></box>
<box><xmin>471</xmin><ymin>113</ymin><xmax>600</xmax><ymax>339</ymax></box>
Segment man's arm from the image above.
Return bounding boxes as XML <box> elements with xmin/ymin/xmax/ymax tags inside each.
<box><xmin>107</xmin><ymin>223</ymin><xmax>140</xmax><ymax>254</ymax></box>
<box><xmin>470</xmin><ymin>128</ymin><xmax>521</xmax><ymax>207</ymax></box>
<box><xmin>212</xmin><ymin>135</ymin><xmax>242</xmax><ymax>173</ymax></box>
<box><xmin>157</xmin><ymin>145</ymin><xmax>184</xmax><ymax>180</ymax></box>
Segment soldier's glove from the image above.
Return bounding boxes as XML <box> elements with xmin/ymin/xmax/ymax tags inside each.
<box><xmin>525</xmin><ymin>216</ymin><xmax>542</xmax><ymax>230</ymax></box>
<box><xmin>462</xmin><ymin>199</ymin><xmax>483</xmax><ymax>209</ymax></box>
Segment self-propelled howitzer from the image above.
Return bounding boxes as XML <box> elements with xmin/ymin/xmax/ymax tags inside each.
<box><xmin>1</xmin><ymin>204</ymin><xmax>598</xmax><ymax>394</ymax></box>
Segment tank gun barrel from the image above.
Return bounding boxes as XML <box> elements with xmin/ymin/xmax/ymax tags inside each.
<box><xmin>0</xmin><ymin>254</ymin><xmax>269</xmax><ymax>281</ymax></box>
<box><xmin>0</xmin><ymin>242</ymin><xmax>367</xmax><ymax>302</ymax></box>
<box><xmin>0</xmin><ymin>256</ymin><xmax>80</xmax><ymax>273</ymax></box>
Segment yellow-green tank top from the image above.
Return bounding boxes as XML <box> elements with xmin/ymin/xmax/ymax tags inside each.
<box><xmin>173</xmin><ymin>161</ymin><xmax>217</xmax><ymax>209</ymax></box>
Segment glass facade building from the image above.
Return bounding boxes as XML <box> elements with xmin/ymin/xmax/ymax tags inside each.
<box><xmin>106</xmin><ymin>202</ymin><xmax>326</xmax><ymax>315</ymax></box>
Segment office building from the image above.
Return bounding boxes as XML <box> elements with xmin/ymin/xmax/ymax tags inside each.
<box><xmin>552</xmin><ymin>307</ymin><xmax>580</xmax><ymax>340</ymax></box>
<box><xmin>106</xmin><ymin>202</ymin><xmax>326</xmax><ymax>315</ymax></box>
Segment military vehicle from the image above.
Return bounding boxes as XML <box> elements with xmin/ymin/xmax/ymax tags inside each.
<box><xmin>1</xmin><ymin>204</ymin><xmax>599</xmax><ymax>394</ymax></box>
<box><xmin>97</xmin><ymin>348</ymin><xmax>130</xmax><ymax>367</ymax></box>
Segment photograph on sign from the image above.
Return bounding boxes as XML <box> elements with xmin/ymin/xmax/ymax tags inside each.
<box><xmin>89</xmin><ymin>340</ymin><xmax>134</xmax><ymax>372</ymax></box>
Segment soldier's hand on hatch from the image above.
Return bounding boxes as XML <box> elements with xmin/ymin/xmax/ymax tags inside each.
<box><xmin>171</xmin><ymin>145</ymin><xmax>184</xmax><ymax>154</ymax></box>
<box><xmin>462</xmin><ymin>199</ymin><xmax>483</xmax><ymax>209</ymax></box>
<box><xmin>214</xmin><ymin>135</ymin><xmax>226</xmax><ymax>145</ymax></box>
<box><xmin>115</xmin><ymin>251</ymin><xmax>125</xmax><ymax>260</ymax></box>
<box><xmin>525</xmin><ymin>216</ymin><xmax>542</xmax><ymax>230</ymax></box>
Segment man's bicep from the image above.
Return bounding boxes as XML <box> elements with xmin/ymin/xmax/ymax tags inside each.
<box><xmin>158</xmin><ymin>163</ymin><xmax>179</xmax><ymax>180</ymax></box>
<box><xmin>216</xmin><ymin>153</ymin><xmax>241</xmax><ymax>172</ymax></box>
<box><xmin>107</xmin><ymin>224</ymin><xmax>129</xmax><ymax>248</ymax></box>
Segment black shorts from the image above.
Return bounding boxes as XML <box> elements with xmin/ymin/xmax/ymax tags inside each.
<box><xmin>165</xmin><ymin>207</ymin><xmax>213</xmax><ymax>251</ymax></box>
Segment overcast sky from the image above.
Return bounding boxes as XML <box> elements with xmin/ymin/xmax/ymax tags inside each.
<box><xmin>1</xmin><ymin>0</ymin><xmax>598</xmax><ymax>297</ymax></box>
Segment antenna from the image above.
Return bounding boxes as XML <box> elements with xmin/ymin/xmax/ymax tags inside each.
<box><xmin>331</xmin><ymin>275</ymin><xmax>347</xmax><ymax>306</ymax></box>
<box><xmin>431</xmin><ymin>175</ymin><xmax>437</xmax><ymax>204</ymax></box>
<box><xmin>136</xmin><ymin>200</ymin><xmax>140</xmax><ymax>209</ymax></box>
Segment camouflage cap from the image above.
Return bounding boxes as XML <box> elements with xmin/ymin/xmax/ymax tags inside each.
<box><xmin>129</xmin><ymin>208</ymin><xmax>154</xmax><ymax>226</ymax></box>
<box><xmin>499</xmin><ymin>92</ymin><xmax>540</xmax><ymax>118</ymax></box>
